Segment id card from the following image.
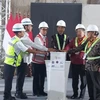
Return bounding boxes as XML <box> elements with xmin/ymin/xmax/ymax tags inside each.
<box><xmin>83</xmin><ymin>53</ymin><xmax>87</xmax><ymax>60</ymax></box>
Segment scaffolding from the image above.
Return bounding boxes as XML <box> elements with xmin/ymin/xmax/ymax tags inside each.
<box><xmin>0</xmin><ymin>0</ymin><xmax>11</xmax><ymax>78</ymax></box>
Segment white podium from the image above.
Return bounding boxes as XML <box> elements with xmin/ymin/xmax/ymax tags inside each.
<box><xmin>45</xmin><ymin>52</ymin><xmax>70</xmax><ymax>100</ymax></box>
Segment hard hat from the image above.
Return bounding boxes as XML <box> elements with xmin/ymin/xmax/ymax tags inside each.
<box><xmin>86</xmin><ymin>24</ymin><xmax>99</xmax><ymax>32</ymax></box>
<box><xmin>12</xmin><ymin>23</ymin><xmax>25</xmax><ymax>32</ymax></box>
<box><xmin>38</xmin><ymin>21</ymin><xmax>49</xmax><ymax>29</ymax></box>
<box><xmin>75</xmin><ymin>24</ymin><xmax>85</xmax><ymax>30</ymax></box>
<box><xmin>21</xmin><ymin>18</ymin><xmax>33</xmax><ymax>25</ymax></box>
<box><xmin>56</xmin><ymin>20</ymin><xmax>66</xmax><ymax>27</ymax></box>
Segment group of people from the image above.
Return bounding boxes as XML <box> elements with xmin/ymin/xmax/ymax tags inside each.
<box><xmin>3</xmin><ymin>18</ymin><xmax>54</xmax><ymax>100</ymax></box>
<box><xmin>3</xmin><ymin>17</ymin><xmax>100</xmax><ymax>100</ymax></box>
<box><xmin>64</xmin><ymin>24</ymin><xmax>100</xmax><ymax>100</ymax></box>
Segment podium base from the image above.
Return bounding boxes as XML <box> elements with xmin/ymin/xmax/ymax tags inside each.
<box><xmin>46</xmin><ymin>90</ymin><xmax>68</xmax><ymax>100</ymax></box>
<box><xmin>45</xmin><ymin>59</ymin><xmax>70</xmax><ymax>100</ymax></box>
<box><xmin>46</xmin><ymin>99</ymin><xmax>68</xmax><ymax>100</ymax></box>
<box><xmin>46</xmin><ymin>97</ymin><xmax>68</xmax><ymax>100</ymax></box>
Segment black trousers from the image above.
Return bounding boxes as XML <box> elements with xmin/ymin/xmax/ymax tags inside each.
<box><xmin>86</xmin><ymin>70</ymin><xmax>100</xmax><ymax>100</ymax></box>
<box><xmin>32</xmin><ymin>62</ymin><xmax>46</xmax><ymax>94</ymax></box>
<box><xmin>16</xmin><ymin>60</ymin><xmax>27</xmax><ymax>93</ymax></box>
<box><xmin>4</xmin><ymin>64</ymin><xmax>15</xmax><ymax>98</ymax></box>
<box><xmin>71</xmin><ymin>63</ymin><xmax>86</xmax><ymax>97</ymax></box>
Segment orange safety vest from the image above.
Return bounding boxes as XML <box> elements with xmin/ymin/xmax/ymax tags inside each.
<box><xmin>75</xmin><ymin>36</ymin><xmax>87</xmax><ymax>47</ymax></box>
<box><xmin>32</xmin><ymin>34</ymin><xmax>48</xmax><ymax>64</ymax></box>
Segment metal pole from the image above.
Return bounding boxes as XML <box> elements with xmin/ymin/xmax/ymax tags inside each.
<box><xmin>5</xmin><ymin>0</ymin><xmax>8</xmax><ymax>25</ymax></box>
<box><xmin>8</xmin><ymin>0</ymin><xmax>11</xmax><ymax>17</ymax></box>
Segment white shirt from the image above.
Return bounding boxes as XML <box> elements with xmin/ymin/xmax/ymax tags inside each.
<box><xmin>34</xmin><ymin>33</ymin><xmax>47</xmax><ymax>46</ymax></box>
<box><xmin>32</xmin><ymin>33</ymin><xmax>47</xmax><ymax>63</ymax></box>
<box><xmin>7</xmin><ymin>38</ymin><xmax>28</xmax><ymax>63</ymax></box>
<box><xmin>8</xmin><ymin>37</ymin><xmax>28</xmax><ymax>55</ymax></box>
<box><xmin>14</xmin><ymin>41</ymin><xmax>28</xmax><ymax>54</ymax></box>
<box><xmin>21</xmin><ymin>32</ymin><xmax>48</xmax><ymax>51</ymax></box>
<box><xmin>20</xmin><ymin>32</ymin><xmax>32</xmax><ymax>63</ymax></box>
<box><xmin>12</xmin><ymin>38</ymin><xmax>29</xmax><ymax>63</ymax></box>
<box><xmin>20</xmin><ymin>32</ymin><xmax>48</xmax><ymax>64</ymax></box>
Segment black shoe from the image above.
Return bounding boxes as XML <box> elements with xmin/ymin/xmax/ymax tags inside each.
<box><xmin>40</xmin><ymin>92</ymin><xmax>47</xmax><ymax>96</ymax></box>
<box><xmin>33</xmin><ymin>93</ymin><xmax>39</xmax><ymax>96</ymax></box>
<box><xmin>33</xmin><ymin>93</ymin><xmax>37</xmax><ymax>96</ymax></box>
<box><xmin>70</xmin><ymin>95</ymin><xmax>78</xmax><ymax>99</ymax></box>
<box><xmin>11</xmin><ymin>96</ymin><xmax>16</xmax><ymax>100</ymax></box>
<box><xmin>33</xmin><ymin>92</ymin><xmax>40</xmax><ymax>96</ymax></box>
<box><xmin>15</xmin><ymin>92</ymin><xmax>28</xmax><ymax>99</ymax></box>
<box><xmin>78</xmin><ymin>96</ymin><xmax>84</xmax><ymax>99</ymax></box>
<box><xmin>4</xmin><ymin>96</ymin><xmax>16</xmax><ymax>100</ymax></box>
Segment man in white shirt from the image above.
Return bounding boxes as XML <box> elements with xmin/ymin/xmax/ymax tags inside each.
<box><xmin>32</xmin><ymin>21</ymin><xmax>49</xmax><ymax>96</ymax></box>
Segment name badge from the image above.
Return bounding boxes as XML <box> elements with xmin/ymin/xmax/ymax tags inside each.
<box><xmin>83</xmin><ymin>53</ymin><xmax>87</xmax><ymax>60</ymax></box>
<box><xmin>75</xmin><ymin>52</ymin><xmax>79</xmax><ymax>55</ymax></box>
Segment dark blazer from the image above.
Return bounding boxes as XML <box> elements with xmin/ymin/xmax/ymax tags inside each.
<box><xmin>68</xmin><ymin>39</ymin><xmax>100</xmax><ymax>71</ymax></box>
<box><xmin>51</xmin><ymin>33</ymin><xmax>69</xmax><ymax>50</ymax></box>
<box><xmin>50</xmin><ymin>33</ymin><xmax>70</xmax><ymax>60</ymax></box>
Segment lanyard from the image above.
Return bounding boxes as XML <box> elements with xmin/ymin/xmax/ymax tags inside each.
<box><xmin>84</xmin><ymin>38</ymin><xmax>100</xmax><ymax>55</ymax></box>
<box><xmin>75</xmin><ymin>37</ymin><xmax>87</xmax><ymax>47</ymax></box>
<box><xmin>37</xmin><ymin>34</ymin><xmax>48</xmax><ymax>47</ymax></box>
<box><xmin>56</xmin><ymin>34</ymin><xmax>67</xmax><ymax>50</ymax></box>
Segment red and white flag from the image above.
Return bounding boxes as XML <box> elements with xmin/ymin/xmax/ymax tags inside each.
<box><xmin>3</xmin><ymin>13</ymin><xmax>15</xmax><ymax>52</ymax></box>
<box><xmin>3</xmin><ymin>12</ymin><xmax>34</xmax><ymax>52</ymax></box>
<box><xmin>2</xmin><ymin>12</ymin><xmax>22</xmax><ymax>52</ymax></box>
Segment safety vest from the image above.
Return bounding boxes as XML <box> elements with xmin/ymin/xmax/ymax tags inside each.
<box><xmin>75</xmin><ymin>36</ymin><xmax>87</xmax><ymax>47</ymax></box>
<box><xmin>84</xmin><ymin>38</ymin><xmax>100</xmax><ymax>60</ymax></box>
<box><xmin>32</xmin><ymin>34</ymin><xmax>48</xmax><ymax>64</ymax></box>
<box><xmin>56</xmin><ymin>34</ymin><xmax>67</xmax><ymax>50</ymax></box>
<box><xmin>4</xmin><ymin>36</ymin><xmax>22</xmax><ymax>67</ymax></box>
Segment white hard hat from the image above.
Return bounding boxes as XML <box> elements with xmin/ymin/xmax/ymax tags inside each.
<box><xmin>12</xmin><ymin>23</ymin><xmax>25</xmax><ymax>32</ymax></box>
<box><xmin>75</xmin><ymin>24</ymin><xmax>85</xmax><ymax>30</ymax></box>
<box><xmin>56</xmin><ymin>20</ymin><xmax>66</xmax><ymax>27</ymax></box>
<box><xmin>38</xmin><ymin>21</ymin><xmax>49</xmax><ymax>29</ymax></box>
<box><xmin>87</xmin><ymin>24</ymin><xmax>99</xmax><ymax>32</ymax></box>
<box><xmin>21</xmin><ymin>18</ymin><xmax>33</xmax><ymax>25</ymax></box>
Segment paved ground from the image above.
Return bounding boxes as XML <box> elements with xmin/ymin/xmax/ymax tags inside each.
<box><xmin>0</xmin><ymin>77</ymin><xmax>89</xmax><ymax>100</ymax></box>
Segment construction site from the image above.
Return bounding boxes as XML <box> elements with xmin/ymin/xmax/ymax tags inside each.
<box><xmin>0</xmin><ymin>0</ymin><xmax>100</xmax><ymax>100</ymax></box>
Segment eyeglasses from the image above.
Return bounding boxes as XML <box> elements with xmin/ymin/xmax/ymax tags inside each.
<box><xmin>42</xmin><ymin>28</ymin><xmax>48</xmax><ymax>31</ymax></box>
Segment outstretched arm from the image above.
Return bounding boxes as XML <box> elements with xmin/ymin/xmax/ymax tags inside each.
<box><xmin>68</xmin><ymin>40</ymin><xmax>87</xmax><ymax>54</ymax></box>
<box><xmin>21</xmin><ymin>35</ymin><xmax>55</xmax><ymax>52</ymax></box>
<box><xmin>26</xmin><ymin>48</ymin><xmax>47</xmax><ymax>54</ymax></box>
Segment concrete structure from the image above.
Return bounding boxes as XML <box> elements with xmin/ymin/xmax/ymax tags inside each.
<box><xmin>82</xmin><ymin>5</ymin><xmax>100</xmax><ymax>37</ymax></box>
<box><xmin>11</xmin><ymin>0</ymin><xmax>100</xmax><ymax>17</ymax></box>
<box><xmin>11</xmin><ymin>0</ymin><xmax>88</xmax><ymax>16</ymax></box>
<box><xmin>87</xmin><ymin>0</ymin><xmax>100</xmax><ymax>4</ymax></box>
